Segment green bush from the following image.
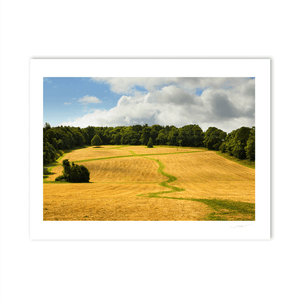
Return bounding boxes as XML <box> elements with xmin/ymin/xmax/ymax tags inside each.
<box><xmin>61</xmin><ymin>159</ymin><xmax>90</xmax><ymax>183</ymax></box>
<box><xmin>55</xmin><ymin>175</ymin><xmax>66</xmax><ymax>181</ymax></box>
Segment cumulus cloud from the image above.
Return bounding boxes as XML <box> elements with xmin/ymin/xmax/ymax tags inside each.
<box><xmin>77</xmin><ymin>95</ymin><xmax>102</xmax><ymax>104</ymax></box>
<box><xmin>60</xmin><ymin>78</ymin><xmax>255</xmax><ymax>133</ymax></box>
<box><xmin>64</xmin><ymin>102</ymin><xmax>72</xmax><ymax>105</ymax></box>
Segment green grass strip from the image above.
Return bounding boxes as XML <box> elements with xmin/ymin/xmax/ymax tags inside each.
<box><xmin>137</xmin><ymin>157</ymin><xmax>185</xmax><ymax>198</ymax></box>
<box><xmin>160</xmin><ymin>196</ymin><xmax>255</xmax><ymax>220</ymax></box>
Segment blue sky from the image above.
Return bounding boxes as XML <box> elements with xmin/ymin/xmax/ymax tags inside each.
<box><xmin>44</xmin><ymin>77</ymin><xmax>255</xmax><ymax>132</ymax></box>
<box><xmin>43</xmin><ymin>77</ymin><xmax>122</xmax><ymax>126</ymax></box>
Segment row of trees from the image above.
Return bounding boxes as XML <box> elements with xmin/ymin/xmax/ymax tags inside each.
<box><xmin>43</xmin><ymin>123</ymin><xmax>255</xmax><ymax>165</ymax></box>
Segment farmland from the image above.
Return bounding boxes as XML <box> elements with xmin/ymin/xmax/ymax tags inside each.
<box><xmin>43</xmin><ymin>145</ymin><xmax>255</xmax><ymax>221</ymax></box>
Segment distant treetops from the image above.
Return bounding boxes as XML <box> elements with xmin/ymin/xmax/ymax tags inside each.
<box><xmin>44</xmin><ymin>123</ymin><xmax>255</xmax><ymax>167</ymax></box>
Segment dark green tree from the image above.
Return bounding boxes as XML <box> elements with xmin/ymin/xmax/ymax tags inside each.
<box><xmin>167</xmin><ymin>127</ymin><xmax>179</xmax><ymax>146</ymax></box>
<box><xmin>225</xmin><ymin>130</ymin><xmax>237</xmax><ymax>156</ymax></box>
<box><xmin>91</xmin><ymin>134</ymin><xmax>102</xmax><ymax>146</ymax></box>
<box><xmin>140</xmin><ymin>125</ymin><xmax>151</xmax><ymax>145</ymax></box>
<box><xmin>232</xmin><ymin>127</ymin><xmax>251</xmax><ymax>159</ymax></box>
<box><xmin>203</xmin><ymin>127</ymin><xmax>227</xmax><ymax>150</ymax></box>
<box><xmin>156</xmin><ymin>129</ymin><xmax>167</xmax><ymax>145</ymax></box>
<box><xmin>147</xmin><ymin>137</ymin><xmax>153</xmax><ymax>148</ymax></box>
<box><xmin>245</xmin><ymin>126</ymin><xmax>255</xmax><ymax>161</ymax></box>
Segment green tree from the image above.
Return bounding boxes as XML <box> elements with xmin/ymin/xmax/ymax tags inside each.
<box><xmin>140</xmin><ymin>125</ymin><xmax>151</xmax><ymax>145</ymax></box>
<box><xmin>203</xmin><ymin>127</ymin><xmax>227</xmax><ymax>150</ymax></box>
<box><xmin>232</xmin><ymin>127</ymin><xmax>251</xmax><ymax>159</ymax></box>
<box><xmin>156</xmin><ymin>129</ymin><xmax>167</xmax><ymax>145</ymax></box>
<box><xmin>225</xmin><ymin>130</ymin><xmax>237</xmax><ymax>156</ymax></box>
<box><xmin>245</xmin><ymin>126</ymin><xmax>255</xmax><ymax>161</ymax></box>
<box><xmin>147</xmin><ymin>137</ymin><xmax>153</xmax><ymax>148</ymax></box>
<box><xmin>91</xmin><ymin>134</ymin><xmax>102</xmax><ymax>146</ymax></box>
<box><xmin>167</xmin><ymin>127</ymin><xmax>179</xmax><ymax>146</ymax></box>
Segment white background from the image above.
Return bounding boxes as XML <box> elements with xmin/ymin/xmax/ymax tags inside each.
<box><xmin>0</xmin><ymin>1</ymin><xmax>299</xmax><ymax>299</ymax></box>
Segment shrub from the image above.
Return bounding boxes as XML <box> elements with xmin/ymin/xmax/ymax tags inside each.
<box><xmin>55</xmin><ymin>175</ymin><xmax>66</xmax><ymax>181</ymax></box>
<box><xmin>147</xmin><ymin>137</ymin><xmax>153</xmax><ymax>148</ymax></box>
<box><xmin>61</xmin><ymin>159</ymin><xmax>90</xmax><ymax>183</ymax></box>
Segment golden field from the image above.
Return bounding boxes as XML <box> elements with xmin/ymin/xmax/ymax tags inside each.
<box><xmin>44</xmin><ymin>145</ymin><xmax>255</xmax><ymax>221</ymax></box>
<box><xmin>150</xmin><ymin>152</ymin><xmax>255</xmax><ymax>203</ymax></box>
<box><xmin>43</xmin><ymin>183</ymin><xmax>212</xmax><ymax>221</ymax></box>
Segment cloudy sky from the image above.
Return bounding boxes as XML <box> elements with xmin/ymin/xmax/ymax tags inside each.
<box><xmin>43</xmin><ymin>77</ymin><xmax>255</xmax><ymax>133</ymax></box>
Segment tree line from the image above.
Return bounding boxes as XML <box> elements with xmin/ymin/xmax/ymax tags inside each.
<box><xmin>43</xmin><ymin>122</ymin><xmax>255</xmax><ymax>165</ymax></box>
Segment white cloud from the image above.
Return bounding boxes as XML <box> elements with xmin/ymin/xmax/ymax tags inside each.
<box><xmin>60</xmin><ymin>78</ymin><xmax>255</xmax><ymax>133</ymax></box>
<box><xmin>77</xmin><ymin>95</ymin><xmax>102</xmax><ymax>104</ymax></box>
<box><xmin>64</xmin><ymin>102</ymin><xmax>71</xmax><ymax>105</ymax></box>
<box><xmin>91</xmin><ymin>77</ymin><xmax>253</xmax><ymax>95</ymax></box>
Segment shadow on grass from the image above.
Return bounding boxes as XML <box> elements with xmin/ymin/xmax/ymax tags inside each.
<box><xmin>43</xmin><ymin>172</ymin><xmax>55</xmax><ymax>179</ymax></box>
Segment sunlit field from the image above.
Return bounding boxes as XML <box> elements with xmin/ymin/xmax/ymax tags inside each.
<box><xmin>44</xmin><ymin>145</ymin><xmax>255</xmax><ymax>221</ymax></box>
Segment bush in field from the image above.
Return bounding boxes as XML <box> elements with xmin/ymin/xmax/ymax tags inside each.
<box><xmin>91</xmin><ymin>134</ymin><xmax>102</xmax><ymax>146</ymax></box>
<box><xmin>56</xmin><ymin>159</ymin><xmax>90</xmax><ymax>183</ymax></box>
<box><xmin>147</xmin><ymin>137</ymin><xmax>153</xmax><ymax>148</ymax></box>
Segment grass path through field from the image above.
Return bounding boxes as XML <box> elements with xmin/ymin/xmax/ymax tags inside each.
<box><xmin>138</xmin><ymin>155</ymin><xmax>255</xmax><ymax>221</ymax></box>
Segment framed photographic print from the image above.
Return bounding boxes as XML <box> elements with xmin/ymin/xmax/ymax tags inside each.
<box><xmin>30</xmin><ymin>59</ymin><xmax>270</xmax><ymax>240</ymax></box>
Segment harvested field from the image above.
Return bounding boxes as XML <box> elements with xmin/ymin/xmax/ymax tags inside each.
<box><xmin>46</xmin><ymin>156</ymin><xmax>166</xmax><ymax>183</ymax></box>
<box><xmin>125</xmin><ymin>145</ymin><xmax>202</xmax><ymax>155</ymax></box>
<box><xmin>150</xmin><ymin>152</ymin><xmax>255</xmax><ymax>203</ymax></box>
<box><xmin>166</xmin><ymin>181</ymin><xmax>255</xmax><ymax>203</ymax></box>
<box><xmin>44</xmin><ymin>145</ymin><xmax>255</xmax><ymax>221</ymax></box>
<box><xmin>43</xmin><ymin>183</ymin><xmax>212</xmax><ymax>220</ymax></box>
<box><xmin>80</xmin><ymin>156</ymin><xmax>166</xmax><ymax>182</ymax></box>
<box><xmin>62</xmin><ymin>147</ymin><xmax>131</xmax><ymax>161</ymax></box>
<box><xmin>47</xmin><ymin>165</ymin><xmax>64</xmax><ymax>181</ymax></box>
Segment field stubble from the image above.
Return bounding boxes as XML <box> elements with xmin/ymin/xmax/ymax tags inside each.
<box><xmin>43</xmin><ymin>145</ymin><xmax>255</xmax><ymax>221</ymax></box>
